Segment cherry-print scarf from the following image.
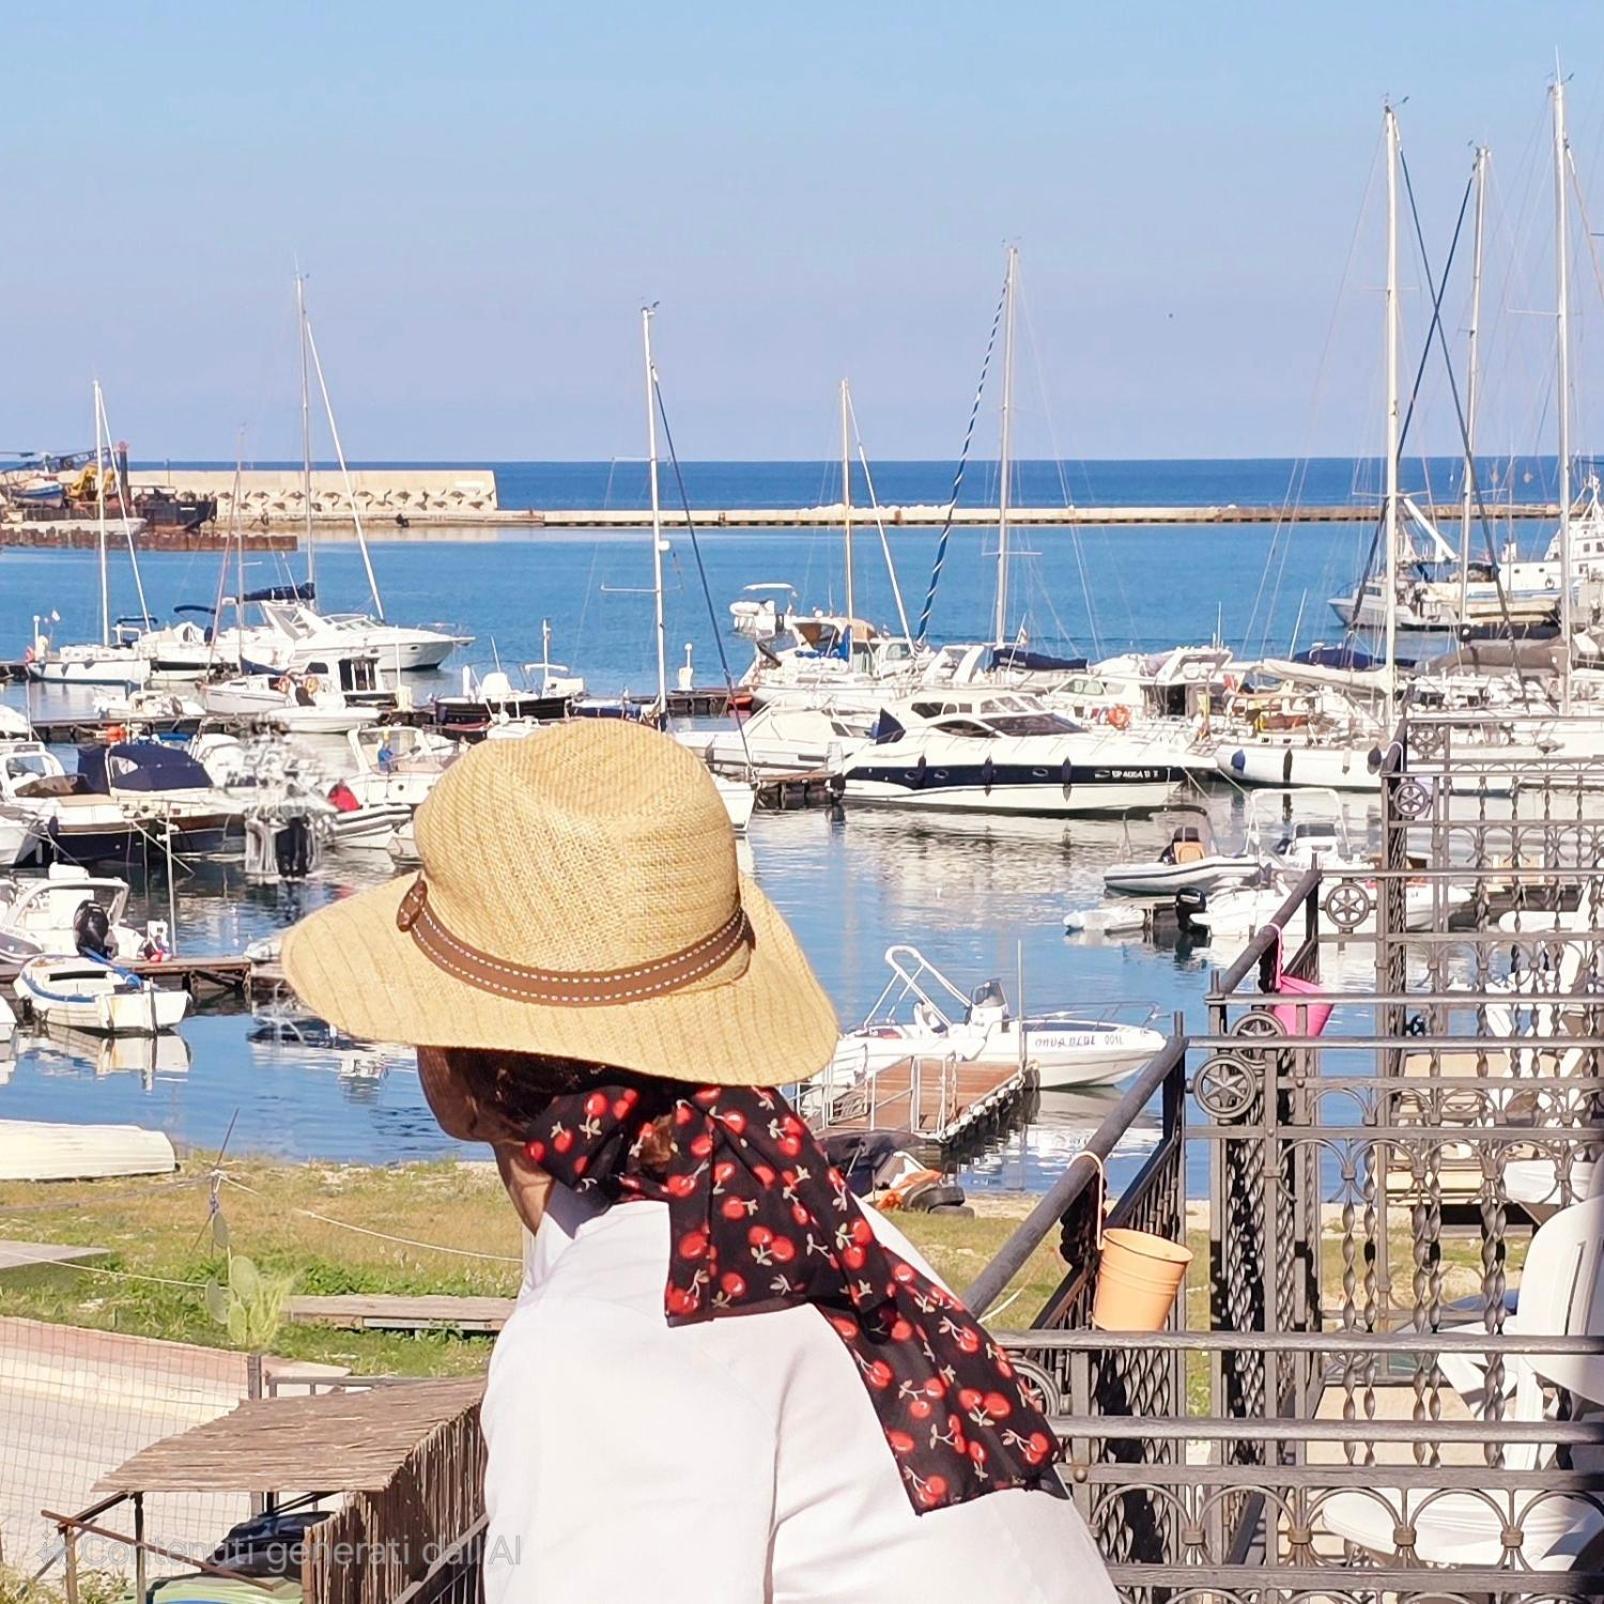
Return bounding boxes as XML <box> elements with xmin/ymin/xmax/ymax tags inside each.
<box><xmin>522</xmin><ymin>1080</ymin><xmax>1058</xmax><ymax>1513</ymax></box>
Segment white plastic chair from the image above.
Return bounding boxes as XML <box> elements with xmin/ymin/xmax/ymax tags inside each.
<box><xmin>1321</xmin><ymin>1194</ymin><xmax>1604</xmax><ymax>1568</ymax></box>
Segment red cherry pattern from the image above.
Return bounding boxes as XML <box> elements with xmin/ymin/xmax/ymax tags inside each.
<box><xmin>518</xmin><ymin>1078</ymin><xmax>1058</xmax><ymax>1515</ymax></box>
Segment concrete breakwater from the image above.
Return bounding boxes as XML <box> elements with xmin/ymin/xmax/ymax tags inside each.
<box><xmin>126</xmin><ymin>467</ymin><xmax>499</xmax><ymax>525</ymax></box>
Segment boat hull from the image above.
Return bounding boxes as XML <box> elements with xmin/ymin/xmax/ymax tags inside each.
<box><xmin>1103</xmin><ymin>856</ymin><xmax>1260</xmax><ymax>897</ymax></box>
<box><xmin>841</xmin><ymin>775</ymin><xmax>1177</xmax><ymax>815</ymax></box>
<box><xmin>14</xmin><ymin>959</ymin><xmax>190</xmax><ymax>1036</ymax></box>
<box><xmin>1216</xmin><ymin>742</ymin><xmax>1381</xmax><ymax>792</ymax></box>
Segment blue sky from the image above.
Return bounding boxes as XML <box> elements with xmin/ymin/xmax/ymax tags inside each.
<box><xmin>5</xmin><ymin>3</ymin><xmax>1603</xmax><ymax>461</ymax></box>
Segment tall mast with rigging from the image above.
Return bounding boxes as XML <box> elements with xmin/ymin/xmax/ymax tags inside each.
<box><xmin>1382</xmin><ymin>106</ymin><xmax>1401</xmax><ymax>729</ymax></box>
<box><xmin>643</xmin><ymin>305</ymin><xmax>668</xmax><ymax>717</ymax></box>
<box><xmin>1458</xmin><ymin>145</ymin><xmax>1488</xmax><ymax>626</ymax></box>
<box><xmin>992</xmin><ymin>245</ymin><xmax>1018</xmax><ymax>649</ymax></box>
<box><xmin>840</xmin><ymin>377</ymin><xmax>855</xmax><ymax>637</ymax></box>
<box><xmin>93</xmin><ymin>381</ymin><xmax>109</xmax><ymax>648</ymax></box>
<box><xmin>1553</xmin><ymin>73</ymin><xmax>1573</xmax><ymax>714</ymax></box>
<box><xmin>297</xmin><ymin>273</ymin><xmax>315</xmax><ymax>591</ymax></box>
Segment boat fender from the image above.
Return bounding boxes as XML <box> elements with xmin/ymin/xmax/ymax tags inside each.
<box><xmin>327</xmin><ymin>781</ymin><xmax>361</xmax><ymax>813</ymax></box>
<box><xmin>981</xmin><ymin>755</ymin><xmax>995</xmax><ymax>794</ymax></box>
<box><xmin>1109</xmin><ymin>705</ymin><xmax>1131</xmax><ymax>730</ymax></box>
<box><xmin>913</xmin><ymin>755</ymin><xmax>928</xmax><ymax>789</ymax></box>
<box><xmin>1229</xmin><ymin>749</ymin><xmax>1246</xmax><ymax>773</ymax></box>
<box><xmin>1282</xmin><ymin>748</ymin><xmax>1294</xmax><ymax>786</ymax></box>
<box><xmin>827</xmin><ymin>771</ymin><xmax>846</xmax><ymax>799</ymax></box>
<box><xmin>1060</xmin><ymin>757</ymin><xmax>1073</xmax><ymax>798</ymax></box>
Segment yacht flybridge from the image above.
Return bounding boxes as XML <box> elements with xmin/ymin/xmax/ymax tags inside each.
<box><xmin>834</xmin><ymin>691</ymin><xmax>1182</xmax><ymax>815</ymax></box>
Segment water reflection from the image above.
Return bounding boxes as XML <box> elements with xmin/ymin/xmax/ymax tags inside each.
<box><xmin>0</xmin><ymin>746</ymin><xmax>1394</xmax><ymax>1189</ymax></box>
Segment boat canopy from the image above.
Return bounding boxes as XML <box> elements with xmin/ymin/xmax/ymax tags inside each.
<box><xmin>77</xmin><ymin>742</ymin><xmax>214</xmax><ymax>794</ymax></box>
<box><xmin>988</xmin><ymin>645</ymin><xmax>1088</xmax><ymax>672</ymax></box>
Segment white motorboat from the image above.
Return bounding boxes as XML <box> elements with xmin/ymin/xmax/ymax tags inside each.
<box><xmin>834</xmin><ymin>691</ymin><xmax>1181</xmax><ymax>815</ymax></box>
<box><xmin>713</xmin><ymin>774</ymin><xmax>756</xmax><ymax>833</ymax></box>
<box><xmin>1103</xmin><ymin>812</ymin><xmax>1260</xmax><ymax>898</ymax></box>
<box><xmin>325</xmin><ymin>791</ymin><xmax>413</xmax><ymax>850</ymax></box>
<box><xmin>14</xmin><ymin>954</ymin><xmax>189</xmax><ymax>1036</ymax></box>
<box><xmin>92</xmin><ymin>688</ymin><xmax>204</xmax><ymax>724</ymax></box>
<box><xmin>0</xmin><ymin>740</ymin><xmax>178</xmax><ymax>863</ymax></box>
<box><xmin>203</xmin><ymin>657</ymin><xmax>389</xmax><ymax>734</ymax></box>
<box><xmin>0</xmin><ymin>865</ymin><xmax>160</xmax><ymax>965</ymax></box>
<box><xmin>677</xmin><ymin>703</ymin><xmax>875</xmax><ymax>777</ymax></box>
<box><xmin>339</xmin><ymin>724</ymin><xmax>458</xmax><ymax>809</ymax></box>
<box><xmin>0</xmin><ymin>804</ymin><xmax>44</xmax><ymax>869</ymax></box>
<box><xmin>825</xmin><ymin>945</ymin><xmax>1166</xmax><ymax>1092</ymax></box>
<box><xmin>227</xmin><ymin>598</ymin><xmax>471</xmax><ymax>674</ymax></box>
<box><xmin>1216</xmin><ymin>735</ymin><xmax>1382</xmax><ymax>792</ymax></box>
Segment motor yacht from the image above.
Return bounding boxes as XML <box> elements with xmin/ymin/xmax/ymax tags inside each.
<box><xmin>677</xmin><ymin>703</ymin><xmax>875</xmax><ymax>777</ymax></box>
<box><xmin>834</xmin><ymin>691</ymin><xmax>1182</xmax><ymax>815</ymax></box>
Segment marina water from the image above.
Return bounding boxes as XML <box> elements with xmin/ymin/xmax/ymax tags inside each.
<box><xmin>0</xmin><ymin>457</ymin><xmax>1521</xmax><ymax>1188</ymax></box>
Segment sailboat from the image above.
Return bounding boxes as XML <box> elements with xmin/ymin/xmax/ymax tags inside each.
<box><xmin>1328</xmin><ymin>139</ymin><xmax>1599</xmax><ymax>643</ymax></box>
<box><xmin>26</xmin><ymin>383</ymin><xmax>154</xmax><ymax>689</ymax></box>
<box><xmin>1219</xmin><ymin>106</ymin><xmax>1408</xmax><ymax>790</ymax></box>
<box><xmin>731</xmin><ymin>381</ymin><xmax>930</xmax><ymax>701</ymax></box>
<box><xmin>639</xmin><ymin>307</ymin><xmax>756</xmax><ymax>832</ymax></box>
<box><xmin>185</xmin><ymin>279</ymin><xmax>471</xmax><ymax>679</ymax></box>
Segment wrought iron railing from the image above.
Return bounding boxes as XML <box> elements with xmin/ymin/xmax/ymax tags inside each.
<box><xmin>972</xmin><ymin>716</ymin><xmax>1604</xmax><ymax>1598</ymax></box>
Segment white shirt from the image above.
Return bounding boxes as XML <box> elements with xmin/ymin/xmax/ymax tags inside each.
<box><xmin>482</xmin><ymin>1184</ymin><xmax>1116</xmax><ymax>1603</ymax></box>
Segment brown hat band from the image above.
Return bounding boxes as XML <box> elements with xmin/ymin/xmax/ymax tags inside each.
<box><xmin>394</xmin><ymin>876</ymin><xmax>755</xmax><ymax>1006</ymax></box>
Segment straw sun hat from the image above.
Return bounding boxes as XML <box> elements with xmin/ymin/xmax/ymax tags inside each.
<box><xmin>282</xmin><ymin>720</ymin><xmax>840</xmax><ymax>1085</ymax></box>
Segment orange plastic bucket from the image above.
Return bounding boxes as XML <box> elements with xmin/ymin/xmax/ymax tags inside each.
<box><xmin>1092</xmin><ymin>1227</ymin><xmax>1193</xmax><ymax>1331</ymax></box>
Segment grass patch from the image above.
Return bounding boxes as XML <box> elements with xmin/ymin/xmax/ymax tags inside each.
<box><xmin>0</xmin><ymin>1162</ymin><xmax>1049</xmax><ymax>1375</ymax></box>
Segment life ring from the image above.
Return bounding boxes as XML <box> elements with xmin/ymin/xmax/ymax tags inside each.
<box><xmin>104</xmin><ymin>724</ymin><xmax>126</xmax><ymax>743</ymax></box>
<box><xmin>1108</xmin><ymin>705</ymin><xmax>1131</xmax><ymax>731</ymax></box>
<box><xmin>303</xmin><ymin>675</ymin><xmax>321</xmax><ymax>696</ymax></box>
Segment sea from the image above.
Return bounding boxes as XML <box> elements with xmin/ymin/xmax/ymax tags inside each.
<box><xmin>0</xmin><ymin>457</ymin><xmax>1561</xmax><ymax>1192</ymax></box>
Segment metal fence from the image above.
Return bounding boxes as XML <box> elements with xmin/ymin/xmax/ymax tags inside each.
<box><xmin>971</xmin><ymin>710</ymin><xmax>1604</xmax><ymax>1599</ymax></box>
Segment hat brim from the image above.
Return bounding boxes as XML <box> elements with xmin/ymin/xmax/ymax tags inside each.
<box><xmin>280</xmin><ymin>872</ymin><xmax>841</xmax><ymax>1087</ymax></box>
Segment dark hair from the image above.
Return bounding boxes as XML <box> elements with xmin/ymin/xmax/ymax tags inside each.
<box><xmin>437</xmin><ymin>1048</ymin><xmax>679</xmax><ymax>1173</ymax></box>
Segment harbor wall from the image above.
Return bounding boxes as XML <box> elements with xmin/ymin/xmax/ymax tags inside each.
<box><xmin>126</xmin><ymin>468</ymin><xmax>499</xmax><ymax>523</ymax></box>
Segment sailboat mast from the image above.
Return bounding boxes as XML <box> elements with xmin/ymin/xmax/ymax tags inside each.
<box><xmin>297</xmin><ymin>274</ymin><xmax>316</xmax><ymax>591</ymax></box>
<box><xmin>1383</xmin><ymin>107</ymin><xmax>1401</xmax><ymax>728</ymax></box>
<box><xmin>992</xmin><ymin>245</ymin><xmax>1018</xmax><ymax>649</ymax></box>
<box><xmin>304</xmin><ymin>311</ymin><xmax>386</xmax><ymax>621</ymax></box>
<box><xmin>1459</xmin><ymin>145</ymin><xmax>1487</xmax><ymax>624</ymax></box>
<box><xmin>643</xmin><ymin>306</ymin><xmax>668</xmax><ymax>716</ymax></box>
<box><xmin>94</xmin><ymin>381</ymin><xmax>109</xmax><ymax>648</ymax></box>
<box><xmin>1554</xmin><ymin>75</ymin><xmax>1573</xmax><ymax>714</ymax></box>
<box><xmin>841</xmin><ymin>378</ymin><xmax>855</xmax><ymax>637</ymax></box>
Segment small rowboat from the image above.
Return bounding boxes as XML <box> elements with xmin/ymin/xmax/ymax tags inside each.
<box><xmin>14</xmin><ymin>954</ymin><xmax>190</xmax><ymax>1036</ymax></box>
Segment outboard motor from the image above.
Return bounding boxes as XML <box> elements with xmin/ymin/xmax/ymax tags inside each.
<box><xmin>73</xmin><ymin>901</ymin><xmax>113</xmax><ymax>960</ymax></box>
<box><xmin>1174</xmin><ymin>886</ymin><xmax>1208</xmax><ymax>939</ymax></box>
<box><xmin>275</xmin><ymin>816</ymin><xmax>315</xmax><ymax>881</ymax></box>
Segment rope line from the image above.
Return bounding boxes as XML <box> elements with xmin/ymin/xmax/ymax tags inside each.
<box><xmin>915</xmin><ymin>266</ymin><xmax>1010</xmax><ymax>642</ymax></box>
<box><xmin>219</xmin><ymin>1174</ymin><xmax>524</xmax><ymax>1263</ymax></box>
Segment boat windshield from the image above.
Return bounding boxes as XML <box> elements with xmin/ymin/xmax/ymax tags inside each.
<box><xmin>984</xmin><ymin>712</ymin><xmax>1083</xmax><ymax>736</ymax></box>
<box><xmin>3</xmin><ymin>751</ymin><xmax>55</xmax><ymax>782</ymax></box>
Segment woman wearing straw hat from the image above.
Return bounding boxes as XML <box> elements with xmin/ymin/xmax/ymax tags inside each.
<box><xmin>283</xmin><ymin>721</ymin><xmax>1114</xmax><ymax>1603</ymax></box>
